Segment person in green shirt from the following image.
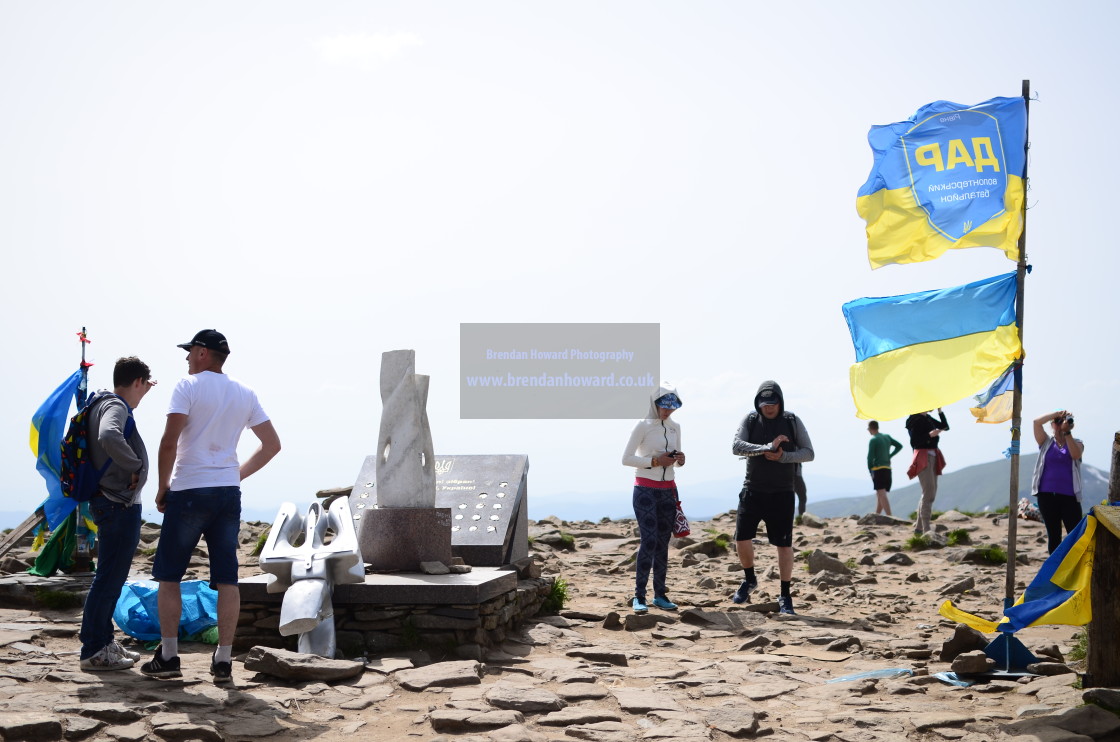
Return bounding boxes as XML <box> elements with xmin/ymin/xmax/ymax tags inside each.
<box><xmin>867</xmin><ymin>421</ymin><xmax>903</xmax><ymax>516</ymax></box>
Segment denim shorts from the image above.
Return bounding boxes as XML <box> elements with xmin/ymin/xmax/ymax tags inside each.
<box><xmin>152</xmin><ymin>486</ymin><xmax>242</xmax><ymax>586</ymax></box>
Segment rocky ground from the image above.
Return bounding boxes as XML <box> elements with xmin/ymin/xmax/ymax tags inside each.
<box><xmin>1</xmin><ymin>507</ymin><xmax>1119</xmax><ymax>742</ymax></box>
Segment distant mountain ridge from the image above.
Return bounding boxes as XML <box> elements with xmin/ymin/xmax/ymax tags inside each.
<box><xmin>521</xmin><ymin>454</ymin><xmax>1111</xmax><ymax>523</ymax></box>
<box><xmin>1</xmin><ymin>455</ymin><xmax>1109</xmax><ymax>530</ymax></box>
<box><xmin>809</xmin><ymin>453</ymin><xmax>1110</xmax><ymax>519</ymax></box>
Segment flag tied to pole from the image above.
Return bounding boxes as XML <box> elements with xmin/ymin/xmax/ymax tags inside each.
<box><xmin>940</xmin><ymin>513</ymin><xmax>1094</xmax><ymax>633</ymax></box>
<box><xmin>856</xmin><ymin>96</ymin><xmax>1027</xmax><ymax>269</ymax></box>
<box><xmin>29</xmin><ymin>369</ymin><xmax>83</xmax><ymax>528</ymax></box>
<box><xmin>842</xmin><ymin>272</ymin><xmax>1020</xmax><ymax>421</ymax></box>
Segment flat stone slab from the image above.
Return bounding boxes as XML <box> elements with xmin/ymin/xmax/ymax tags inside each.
<box><xmin>239</xmin><ymin>566</ymin><xmax>516</xmax><ymax>605</ymax></box>
<box><xmin>770</xmin><ymin>646</ymin><xmax>853</xmax><ymax>662</ymax></box>
<box><xmin>611</xmin><ymin>688</ymin><xmax>684</xmax><ymax>713</ymax></box>
<box><xmin>243</xmin><ymin>647</ymin><xmax>365</xmax><ymax>682</ymax></box>
<box><xmin>397</xmin><ymin>660</ymin><xmax>483</xmax><ymax>691</ymax></box>
<box><xmin>736</xmin><ymin>680</ymin><xmax>801</xmax><ymax>700</ymax></box>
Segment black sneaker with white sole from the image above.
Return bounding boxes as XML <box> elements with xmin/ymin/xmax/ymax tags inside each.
<box><xmin>140</xmin><ymin>646</ymin><xmax>182</xmax><ymax>679</ymax></box>
<box><xmin>210</xmin><ymin>653</ymin><xmax>232</xmax><ymax>683</ymax></box>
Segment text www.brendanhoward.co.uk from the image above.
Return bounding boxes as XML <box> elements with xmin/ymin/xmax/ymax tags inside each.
<box><xmin>465</xmin><ymin>372</ymin><xmax>655</xmax><ymax>388</ymax></box>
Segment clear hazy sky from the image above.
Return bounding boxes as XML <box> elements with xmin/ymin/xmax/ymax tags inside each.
<box><xmin>3</xmin><ymin>1</ymin><xmax>1116</xmax><ymax>526</ymax></box>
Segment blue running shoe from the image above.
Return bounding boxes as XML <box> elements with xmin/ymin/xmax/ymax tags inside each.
<box><xmin>777</xmin><ymin>595</ymin><xmax>796</xmax><ymax>615</ymax></box>
<box><xmin>732</xmin><ymin>576</ymin><xmax>758</xmax><ymax>604</ymax></box>
<box><xmin>652</xmin><ymin>596</ymin><xmax>677</xmax><ymax>611</ymax></box>
<box><xmin>631</xmin><ymin>597</ymin><xmax>648</xmax><ymax>613</ymax></box>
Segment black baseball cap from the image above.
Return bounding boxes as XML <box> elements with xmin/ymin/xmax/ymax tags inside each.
<box><xmin>177</xmin><ymin>329</ymin><xmax>231</xmax><ymax>353</ymax></box>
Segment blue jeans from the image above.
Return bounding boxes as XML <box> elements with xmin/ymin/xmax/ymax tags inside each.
<box><xmin>633</xmin><ymin>486</ymin><xmax>677</xmax><ymax>601</ymax></box>
<box><xmin>152</xmin><ymin>487</ymin><xmax>242</xmax><ymax>586</ymax></box>
<box><xmin>79</xmin><ymin>496</ymin><xmax>141</xmax><ymax>659</ymax></box>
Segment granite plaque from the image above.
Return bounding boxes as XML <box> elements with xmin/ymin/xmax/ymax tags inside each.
<box><xmin>435</xmin><ymin>454</ymin><xmax>528</xmax><ymax>567</ymax></box>
<box><xmin>348</xmin><ymin>454</ymin><xmax>528</xmax><ymax>568</ymax></box>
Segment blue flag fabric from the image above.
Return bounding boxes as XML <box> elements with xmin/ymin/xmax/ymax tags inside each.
<box><xmin>29</xmin><ymin>370</ymin><xmax>83</xmax><ymax>528</ymax></box>
<box><xmin>857</xmin><ymin>96</ymin><xmax>1027</xmax><ymax>269</ymax></box>
<box><xmin>1001</xmin><ymin>513</ymin><xmax>1094</xmax><ymax>632</ymax></box>
<box><xmin>842</xmin><ymin>272</ymin><xmax>1020</xmax><ymax>421</ymax></box>
<box><xmin>940</xmin><ymin>513</ymin><xmax>1095</xmax><ymax>634</ymax></box>
<box><xmin>970</xmin><ymin>363</ymin><xmax>1017</xmax><ymax>424</ymax></box>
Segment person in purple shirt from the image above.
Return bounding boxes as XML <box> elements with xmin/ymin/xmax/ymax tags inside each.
<box><xmin>1030</xmin><ymin>410</ymin><xmax>1084</xmax><ymax>554</ymax></box>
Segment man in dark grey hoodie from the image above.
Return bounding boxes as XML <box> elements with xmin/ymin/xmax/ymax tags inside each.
<box><xmin>730</xmin><ymin>380</ymin><xmax>814</xmax><ymax>614</ymax></box>
<box><xmin>78</xmin><ymin>356</ymin><xmax>155</xmax><ymax>671</ymax></box>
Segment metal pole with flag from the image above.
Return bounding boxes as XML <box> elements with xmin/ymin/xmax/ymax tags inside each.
<box><xmin>1004</xmin><ymin>80</ymin><xmax>1031</xmax><ymax>608</ymax></box>
<box><xmin>73</xmin><ymin>327</ymin><xmax>94</xmax><ymax>564</ymax></box>
<box><xmin>852</xmin><ymin>82</ymin><xmax>1034</xmax><ymax>631</ymax></box>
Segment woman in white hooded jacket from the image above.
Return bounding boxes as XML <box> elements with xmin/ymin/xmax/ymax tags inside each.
<box><xmin>621</xmin><ymin>382</ymin><xmax>686</xmax><ymax>613</ymax></box>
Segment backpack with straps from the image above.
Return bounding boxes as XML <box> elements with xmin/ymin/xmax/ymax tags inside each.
<box><xmin>59</xmin><ymin>392</ymin><xmax>133</xmax><ymax>502</ymax></box>
<box><xmin>747</xmin><ymin>410</ymin><xmax>798</xmax><ymax>450</ymax></box>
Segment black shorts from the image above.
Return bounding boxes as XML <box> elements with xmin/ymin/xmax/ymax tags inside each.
<box><xmin>734</xmin><ymin>488</ymin><xmax>795</xmax><ymax>547</ymax></box>
<box><xmin>871</xmin><ymin>469</ymin><xmax>892</xmax><ymax>492</ymax></box>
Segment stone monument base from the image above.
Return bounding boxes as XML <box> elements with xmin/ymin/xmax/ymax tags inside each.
<box><xmin>237</xmin><ymin>562</ymin><xmax>552</xmax><ymax>659</ymax></box>
<box><xmin>359</xmin><ymin>507</ymin><xmax>452</xmax><ymax>572</ymax></box>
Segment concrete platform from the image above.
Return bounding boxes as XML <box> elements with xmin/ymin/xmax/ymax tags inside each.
<box><xmin>238</xmin><ymin>566</ymin><xmax>517</xmax><ymax>606</ymax></box>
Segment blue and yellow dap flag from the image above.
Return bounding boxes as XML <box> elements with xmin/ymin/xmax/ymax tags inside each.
<box><xmin>856</xmin><ymin>96</ymin><xmax>1027</xmax><ymax>270</ymax></box>
<box><xmin>29</xmin><ymin>369</ymin><xmax>83</xmax><ymax>528</ymax></box>
<box><xmin>842</xmin><ymin>272</ymin><xmax>1020</xmax><ymax>421</ymax></box>
<box><xmin>940</xmin><ymin>513</ymin><xmax>1094</xmax><ymax>633</ymax></box>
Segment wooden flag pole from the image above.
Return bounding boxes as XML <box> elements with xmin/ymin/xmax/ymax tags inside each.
<box><xmin>1004</xmin><ymin>79</ymin><xmax>1030</xmax><ymax>607</ymax></box>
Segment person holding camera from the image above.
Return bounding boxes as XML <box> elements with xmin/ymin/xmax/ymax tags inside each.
<box><xmin>621</xmin><ymin>383</ymin><xmax>686</xmax><ymax>613</ymax></box>
<box><xmin>730</xmin><ymin>380</ymin><xmax>814</xmax><ymax>615</ymax></box>
<box><xmin>1031</xmin><ymin>410</ymin><xmax>1084</xmax><ymax>554</ymax></box>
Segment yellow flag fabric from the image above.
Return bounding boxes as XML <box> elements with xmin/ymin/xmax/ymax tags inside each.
<box><xmin>856</xmin><ymin>96</ymin><xmax>1027</xmax><ymax>269</ymax></box>
<box><xmin>843</xmin><ymin>273</ymin><xmax>1020</xmax><ymax>421</ymax></box>
<box><xmin>939</xmin><ymin>514</ymin><xmax>1095</xmax><ymax>633</ymax></box>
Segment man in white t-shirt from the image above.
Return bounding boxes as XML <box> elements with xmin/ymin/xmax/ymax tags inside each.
<box><xmin>141</xmin><ymin>329</ymin><xmax>281</xmax><ymax>684</ymax></box>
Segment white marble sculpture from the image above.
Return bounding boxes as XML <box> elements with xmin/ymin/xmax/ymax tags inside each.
<box><xmin>376</xmin><ymin>350</ymin><xmax>436</xmax><ymax>508</ymax></box>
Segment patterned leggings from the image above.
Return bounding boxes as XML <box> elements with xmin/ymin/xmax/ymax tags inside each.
<box><xmin>633</xmin><ymin>485</ymin><xmax>677</xmax><ymax>601</ymax></box>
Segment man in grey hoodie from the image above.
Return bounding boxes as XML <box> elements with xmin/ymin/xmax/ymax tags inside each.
<box><xmin>730</xmin><ymin>380</ymin><xmax>814</xmax><ymax>614</ymax></box>
<box><xmin>78</xmin><ymin>356</ymin><xmax>155</xmax><ymax>671</ymax></box>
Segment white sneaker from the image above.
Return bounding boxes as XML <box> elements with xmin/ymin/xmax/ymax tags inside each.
<box><xmin>110</xmin><ymin>640</ymin><xmax>141</xmax><ymax>662</ymax></box>
<box><xmin>80</xmin><ymin>644</ymin><xmax>135</xmax><ymax>672</ymax></box>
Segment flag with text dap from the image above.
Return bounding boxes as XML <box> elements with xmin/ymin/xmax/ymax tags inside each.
<box><xmin>856</xmin><ymin>96</ymin><xmax>1026</xmax><ymax>269</ymax></box>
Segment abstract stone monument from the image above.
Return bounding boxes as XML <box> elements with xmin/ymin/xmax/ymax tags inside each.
<box><xmin>258</xmin><ymin>496</ymin><xmax>364</xmax><ymax>657</ymax></box>
<box><xmin>352</xmin><ymin>350</ymin><xmax>452</xmax><ymax>571</ymax></box>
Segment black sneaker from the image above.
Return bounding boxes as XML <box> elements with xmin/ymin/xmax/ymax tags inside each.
<box><xmin>140</xmin><ymin>646</ymin><xmax>182</xmax><ymax>678</ymax></box>
<box><xmin>732</xmin><ymin>576</ymin><xmax>758</xmax><ymax>604</ymax></box>
<box><xmin>777</xmin><ymin>595</ymin><xmax>796</xmax><ymax>615</ymax></box>
<box><xmin>210</xmin><ymin>653</ymin><xmax>232</xmax><ymax>683</ymax></box>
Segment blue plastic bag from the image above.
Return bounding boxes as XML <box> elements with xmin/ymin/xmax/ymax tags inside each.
<box><xmin>113</xmin><ymin>579</ymin><xmax>218</xmax><ymax>641</ymax></box>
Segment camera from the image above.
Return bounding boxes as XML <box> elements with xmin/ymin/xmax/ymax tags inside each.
<box><xmin>1062</xmin><ymin>415</ymin><xmax>1074</xmax><ymax>425</ymax></box>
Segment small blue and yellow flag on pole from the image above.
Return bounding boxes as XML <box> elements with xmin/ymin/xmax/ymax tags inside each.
<box><xmin>29</xmin><ymin>369</ymin><xmax>82</xmax><ymax>528</ymax></box>
<box><xmin>842</xmin><ymin>272</ymin><xmax>1020</xmax><ymax>421</ymax></box>
<box><xmin>969</xmin><ymin>363</ymin><xmax>1016</xmax><ymax>424</ymax></box>
<box><xmin>856</xmin><ymin>96</ymin><xmax>1026</xmax><ymax>270</ymax></box>
<box><xmin>940</xmin><ymin>513</ymin><xmax>1094</xmax><ymax>633</ymax></box>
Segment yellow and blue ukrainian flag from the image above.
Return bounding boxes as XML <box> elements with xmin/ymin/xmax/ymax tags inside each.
<box><xmin>970</xmin><ymin>363</ymin><xmax>1016</xmax><ymax>424</ymax></box>
<box><xmin>842</xmin><ymin>272</ymin><xmax>1020</xmax><ymax>421</ymax></box>
<box><xmin>29</xmin><ymin>369</ymin><xmax>83</xmax><ymax>528</ymax></box>
<box><xmin>940</xmin><ymin>514</ymin><xmax>1094</xmax><ymax>633</ymax></box>
<box><xmin>856</xmin><ymin>96</ymin><xmax>1026</xmax><ymax>269</ymax></box>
